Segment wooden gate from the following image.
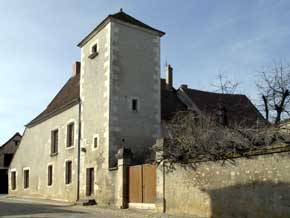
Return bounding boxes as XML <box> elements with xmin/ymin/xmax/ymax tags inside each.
<box><xmin>128</xmin><ymin>164</ymin><xmax>156</xmax><ymax>203</ymax></box>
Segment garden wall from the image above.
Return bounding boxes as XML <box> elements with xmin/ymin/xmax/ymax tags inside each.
<box><xmin>156</xmin><ymin>151</ymin><xmax>290</xmax><ymax>218</ymax></box>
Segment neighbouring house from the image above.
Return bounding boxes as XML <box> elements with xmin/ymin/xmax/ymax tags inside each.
<box><xmin>0</xmin><ymin>133</ymin><xmax>21</xmax><ymax>194</ymax></box>
<box><xmin>9</xmin><ymin>9</ymin><xmax>265</xmax><ymax>208</ymax></box>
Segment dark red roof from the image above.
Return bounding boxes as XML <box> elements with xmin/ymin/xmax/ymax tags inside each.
<box><xmin>78</xmin><ymin>10</ymin><xmax>165</xmax><ymax>47</ymax></box>
<box><xmin>26</xmin><ymin>74</ymin><xmax>80</xmax><ymax>127</ymax></box>
<box><xmin>182</xmin><ymin>88</ymin><xmax>266</xmax><ymax>126</ymax></box>
<box><xmin>0</xmin><ymin>132</ymin><xmax>22</xmax><ymax>148</ymax></box>
<box><xmin>161</xmin><ymin>79</ymin><xmax>187</xmax><ymax>120</ymax></box>
<box><xmin>26</xmin><ymin>74</ymin><xmax>265</xmax><ymax>127</ymax></box>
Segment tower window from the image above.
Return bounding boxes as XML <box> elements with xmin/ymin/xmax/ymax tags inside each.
<box><xmin>92</xmin><ymin>44</ymin><xmax>97</xmax><ymax>54</ymax></box>
<box><xmin>93</xmin><ymin>136</ymin><xmax>98</xmax><ymax>149</ymax></box>
<box><xmin>131</xmin><ymin>99</ymin><xmax>138</xmax><ymax>112</ymax></box>
<box><xmin>89</xmin><ymin>43</ymin><xmax>98</xmax><ymax>59</ymax></box>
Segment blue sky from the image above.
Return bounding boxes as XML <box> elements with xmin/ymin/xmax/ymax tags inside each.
<box><xmin>1</xmin><ymin>0</ymin><xmax>290</xmax><ymax>144</ymax></box>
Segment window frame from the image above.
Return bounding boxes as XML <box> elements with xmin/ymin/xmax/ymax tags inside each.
<box><xmin>92</xmin><ymin>134</ymin><xmax>99</xmax><ymax>150</ymax></box>
<box><xmin>89</xmin><ymin>42</ymin><xmax>99</xmax><ymax>59</ymax></box>
<box><xmin>51</xmin><ymin>129</ymin><xmax>59</xmax><ymax>155</ymax></box>
<box><xmin>66</xmin><ymin>122</ymin><xmax>75</xmax><ymax>148</ymax></box>
<box><xmin>130</xmin><ymin>97</ymin><xmax>140</xmax><ymax>112</ymax></box>
<box><xmin>48</xmin><ymin>164</ymin><xmax>53</xmax><ymax>187</ymax></box>
<box><xmin>23</xmin><ymin>168</ymin><xmax>30</xmax><ymax>190</ymax></box>
<box><xmin>10</xmin><ymin>170</ymin><xmax>17</xmax><ymax>191</ymax></box>
<box><xmin>65</xmin><ymin>160</ymin><xmax>72</xmax><ymax>185</ymax></box>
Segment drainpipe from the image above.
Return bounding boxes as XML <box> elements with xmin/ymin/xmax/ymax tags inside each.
<box><xmin>77</xmin><ymin>99</ymin><xmax>82</xmax><ymax>201</ymax></box>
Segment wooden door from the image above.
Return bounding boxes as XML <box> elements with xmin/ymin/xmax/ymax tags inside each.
<box><xmin>86</xmin><ymin>168</ymin><xmax>94</xmax><ymax>196</ymax></box>
<box><xmin>128</xmin><ymin>164</ymin><xmax>156</xmax><ymax>203</ymax></box>
<box><xmin>142</xmin><ymin>164</ymin><xmax>156</xmax><ymax>203</ymax></box>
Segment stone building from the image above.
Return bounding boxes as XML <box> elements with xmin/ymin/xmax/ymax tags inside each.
<box><xmin>0</xmin><ymin>132</ymin><xmax>21</xmax><ymax>193</ymax></box>
<box><xmin>9</xmin><ymin>10</ymin><xmax>265</xmax><ymax>206</ymax></box>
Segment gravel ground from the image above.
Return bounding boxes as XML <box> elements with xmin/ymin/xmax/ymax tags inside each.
<box><xmin>0</xmin><ymin>195</ymin><xmax>196</xmax><ymax>218</ymax></box>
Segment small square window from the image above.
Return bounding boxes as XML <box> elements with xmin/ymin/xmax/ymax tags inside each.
<box><xmin>89</xmin><ymin>43</ymin><xmax>98</xmax><ymax>59</ymax></box>
<box><xmin>92</xmin><ymin>44</ymin><xmax>97</xmax><ymax>54</ymax></box>
<box><xmin>132</xmin><ymin>99</ymin><xmax>138</xmax><ymax>112</ymax></box>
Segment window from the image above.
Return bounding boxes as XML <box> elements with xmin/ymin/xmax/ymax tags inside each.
<box><xmin>93</xmin><ymin>136</ymin><xmax>98</xmax><ymax>149</ymax></box>
<box><xmin>65</xmin><ymin>161</ymin><xmax>72</xmax><ymax>185</ymax></box>
<box><xmin>48</xmin><ymin>165</ymin><xmax>53</xmax><ymax>186</ymax></box>
<box><xmin>51</xmin><ymin>129</ymin><xmax>58</xmax><ymax>155</ymax></box>
<box><xmin>86</xmin><ymin>168</ymin><xmax>94</xmax><ymax>196</ymax></box>
<box><xmin>89</xmin><ymin>43</ymin><xmax>98</xmax><ymax>59</ymax></box>
<box><xmin>67</xmin><ymin>123</ymin><xmax>74</xmax><ymax>148</ymax></box>
<box><xmin>23</xmin><ymin>169</ymin><xmax>29</xmax><ymax>189</ymax></box>
<box><xmin>92</xmin><ymin>44</ymin><xmax>97</xmax><ymax>54</ymax></box>
<box><xmin>131</xmin><ymin>99</ymin><xmax>138</xmax><ymax>112</ymax></box>
<box><xmin>11</xmin><ymin>171</ymin><xmax>16</xmax><ymax>190</ymax></box>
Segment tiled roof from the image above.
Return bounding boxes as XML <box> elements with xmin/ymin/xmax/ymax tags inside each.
<box><xmin>161</xmin><ymin>79</ymin><xmax>187</xmax><ymax>120</ymax></box>
<box><xmin>182</xmin><ymin>88</ymin><xmax>266</xmax><ymax>126</ymax></box>
<box><xmin>26</xmin><ymin>75</ymin><xmax>265</xmax><ymax>127</ymax></box>
<box><xmin>111</xmin><ymin>11</ymin><xmax>165</xmax><ymax>35</ymax></box>
<box><xmin>26</xmin><ymin>74</ymin><xmax>80</xmax><ymax>127</ymax></box>
<box><xmin>78</xmin><ymin>10</ymin><xmax>165</xmax><ymax>47</ymax></box>
<box><xmin>0</xmin><ymin>133</ymin><xmax>22</xmax><ymax>149</ymax></box>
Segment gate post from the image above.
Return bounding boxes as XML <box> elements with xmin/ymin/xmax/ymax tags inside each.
<box><xmin>115</xmin><ymin>146</ymin><xmax>131</xmax><ymax>209</ymax></box>
<box><xmin>155</xmin><ymin>138</ymin><xmax>166</xmax><ymax>213</ymax></box>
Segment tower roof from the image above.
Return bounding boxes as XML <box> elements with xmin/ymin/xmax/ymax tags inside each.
<box><xmin>77</xmin><ymin>10</ymin><xmax>165</xmax><ymax>47</ymax></box>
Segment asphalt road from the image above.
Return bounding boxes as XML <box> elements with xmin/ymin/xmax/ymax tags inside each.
<box><xmin>0</xmin><ymin>196</ymin><xmax>191</xmax><ymax>218</ymax></box>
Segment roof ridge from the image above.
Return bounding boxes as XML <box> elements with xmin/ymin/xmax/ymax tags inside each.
<box><xmin>1</xmin><ymin>132</ymin><xmax>22</xmax><ymax>148</ymax></box>
<box><xmin>183</xmin><ymin>87</ymin><xmax>246</xmax><ymax>97</ymax></box>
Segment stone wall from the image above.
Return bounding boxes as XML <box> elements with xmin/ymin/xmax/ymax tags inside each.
<box><xmin>9</xmin><ymin>105</ymin><xmax>79</xmax><ymax>202</ymax></box>
<box><xmin>156</xmin><ymin>152</ymin><xmax>290</xmax><ymax>218</ymax></box>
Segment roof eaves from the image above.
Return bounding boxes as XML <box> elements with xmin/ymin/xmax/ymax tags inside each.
<box><xmin>26</xmin><ymin>98</ymin><xmax>80</xmax><ymax>128</ymax></box>
<box><xmin>1</xmin><ymin>132</ymin><xmax>22</xmax><ymax>148</ymax></box>
<box><xmin>77</xmin><ymin>16</ymin><xmax>112</xmax><ymax>48</ymax></box>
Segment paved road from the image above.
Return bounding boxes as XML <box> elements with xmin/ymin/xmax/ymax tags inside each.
<box><xmin>0</xmin><ymin>196</ymin><xmax>192</xmax><ymax>218</ymax></box>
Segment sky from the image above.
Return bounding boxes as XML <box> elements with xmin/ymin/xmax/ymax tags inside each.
<box><xmin>1</xmin><ymin>0</ymin><xmax>290</xmax><ymax>144</ymax></box>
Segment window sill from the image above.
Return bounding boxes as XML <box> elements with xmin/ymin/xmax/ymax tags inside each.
<box><xmin>66</xmin><ymin>146</ymin><xmax>74</xmax><ymax>150</ymax></box>
<box><xmin>88</xmin><ymin>52</ymin><xmax>98</xmax><ymax>59</ymax></box>
<box><xmin>50</xmin><ymin>152</ymin><xmax>58</xmax><ymax>157</ymax></box>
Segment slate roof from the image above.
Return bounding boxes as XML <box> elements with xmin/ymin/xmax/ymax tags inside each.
<box><xmin>182</xmin><ymin>88</ymin><xmax>266</xmax><ymax>126</ymax></box>
<box><xmin>78</xmin><ymin>10</ymin><xmax>165</xmax><ymax>47</ymax></box>
<box><xmin>26</xmin><ymin>74</ymin><xmax>80</xmax><ymax>127</ymax></box>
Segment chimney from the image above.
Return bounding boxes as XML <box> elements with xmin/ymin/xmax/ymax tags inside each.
<box><xmin>165</xmin><ymin>64</ymin><xmax>173</xmax><ymax>89</ymax></box>
<box><xmin>72</xmin><ymin>61</ymin><xmax>81</xmax><ymax>77</ymax></box>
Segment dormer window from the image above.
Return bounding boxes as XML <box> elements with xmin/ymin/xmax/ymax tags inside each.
<box><xmin>89</xmin><ymin>43</ymin><xmax>98</xmax><ymax>59</ymax></box>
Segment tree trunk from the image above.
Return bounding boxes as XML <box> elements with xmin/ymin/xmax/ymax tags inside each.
<box><xmin>262</xmin><ymin>95</ymin><xmax>269</xmax><ymax>121</ymax></box>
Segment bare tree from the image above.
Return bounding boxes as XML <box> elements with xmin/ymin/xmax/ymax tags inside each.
<box><xmin>257</xmin><ymin>62</ymin><xmax>290</xmax><ymax>124</ymax></box>
<box><xmin>154</xmin><ymin>111</ymin><xmax>290</xmax><ymax>165</ymax></box>
<box><xmin>212</xmin><ymin>73</ymin><xmax>239</xmax><ymax>94</ymax></box>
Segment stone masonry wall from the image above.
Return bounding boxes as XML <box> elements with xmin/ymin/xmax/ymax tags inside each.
<box><xmin>156</xmin><ymin>152</ymin><xmax>290</xmax><ymax>218</ymax></box>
